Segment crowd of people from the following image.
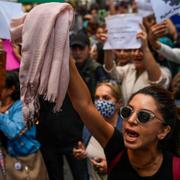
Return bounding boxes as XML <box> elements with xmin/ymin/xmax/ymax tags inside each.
<box><xmin>0</xmin><ymin>0</ymin><xmax>180</xmax><ymax>180</ymax></box>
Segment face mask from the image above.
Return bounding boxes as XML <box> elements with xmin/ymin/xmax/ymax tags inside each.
<box><xmin>95</xmin><ymin>99</ymin><xmax>116</xmax><ymax>119</ymax></box>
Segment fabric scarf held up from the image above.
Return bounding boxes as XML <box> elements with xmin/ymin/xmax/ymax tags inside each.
<box><xmin>10</xmin><ymin>3</ymin><xmax>74</xmax><ymax>122</ymax></box>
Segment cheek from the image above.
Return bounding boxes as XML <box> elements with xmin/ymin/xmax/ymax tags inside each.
<box><xmin>139</xmin><ymin>124</ymin><xmax>163</xmax><ymax>142</ymax></box>
<box><xmin>0</xmin><ymin>91</ymin><xmax>7</xmax><ymax>101</ymax></box>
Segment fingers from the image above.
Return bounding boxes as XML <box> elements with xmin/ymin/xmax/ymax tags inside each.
<box><xmin>91</xmin><ymin>158</ymin><xmax>107</xmax><ymax>174</ymax></box>
<box><xmin>150</xmin><ymin>23</ymin><xmax>168</xmax><ymax>39</ymax></box>
<box><xmin>73</xmin><ymin>148</ymin><xmax>87</xmax><ymax>160</ymax></box>
<box><xmin>72</xmin><ymin>141</ymin><xmax>87</xmax><ymax>160</ymax></box>
<box><xmin>139</xmin><ymin>23</ymin><xmax>146</xmax><ymax>32</ymax></box>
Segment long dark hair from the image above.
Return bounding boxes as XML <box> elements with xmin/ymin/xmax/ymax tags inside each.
<box><xmin>128</xmin><ymin>85</ymin><xmax>179</xmax><ymax>156</ymax></box>
<box><xmin>5</xmin><ymin>71</ymin><xmax>20</xmax><ymax>101</ymax></box>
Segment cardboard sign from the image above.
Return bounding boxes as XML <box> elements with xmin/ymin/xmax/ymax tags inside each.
<box><xmin>104</xmin><ymin>14</ymin><xmax>142</xmax><ymax>50</ymax></box>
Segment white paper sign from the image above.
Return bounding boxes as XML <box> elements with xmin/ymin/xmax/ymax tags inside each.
<box><xmin>150</xmin><ymin>0</ymin><xmax>180</xmax><ymax>23</ymax></box>
<box><xmin>104</xmin><ymin>14</ymin><xmax>142</xmax><ymax>50</ymax></box>
<box><xmin>0</xmin><ymin>1</ymin><xmax>23</xmax><ymax>39</ymax></box>
<box><xmin>136</xmin><ymin>0</ymin><xmax>154</xmax><ymax>17</ymax></box>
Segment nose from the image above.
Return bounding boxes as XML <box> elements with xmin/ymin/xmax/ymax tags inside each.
<box><xmin>126</xmin><ymin>111</ymin><xmax>138</xmax><ymax>125</ymax></box>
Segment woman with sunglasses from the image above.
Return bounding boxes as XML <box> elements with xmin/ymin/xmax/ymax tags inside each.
<box><xmin>73</xmin><ymin>80</ymin><xmax>122</xmax><ymax>180</ymax></box>
<box><xmin>68</xmin><ymin>57</ymin><xmax>180</xmax><ymax>179</ymax></box>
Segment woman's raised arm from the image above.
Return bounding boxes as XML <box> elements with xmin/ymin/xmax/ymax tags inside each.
<box><xmin>68</xmin><ymin>58</ymin><xmax>114</xmax><ymax>148</ymax></box>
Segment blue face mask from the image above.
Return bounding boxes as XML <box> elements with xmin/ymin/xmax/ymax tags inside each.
<box><xmin>95</xmin><ymin>99</ymin><xmax>116</xmax><ymax>119</ymax></box>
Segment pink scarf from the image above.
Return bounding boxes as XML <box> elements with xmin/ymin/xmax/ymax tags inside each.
<box><xmin>10</xmin><ymin>3</ymin><xmax>74</xmax><ymax>122</ymax></box>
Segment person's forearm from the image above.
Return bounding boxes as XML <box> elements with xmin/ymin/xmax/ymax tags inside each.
<box><xmin>68</xmin><ymin>58</ymin><xmax>92</xmax><ymax>110</ymax></box>
<box><xmin>68</xmin><ymin>58</ymin><xmax>114</xmax><ymax>148</ymax></box>
<box><xmin>108</xmin><ymin>0</ymin><xmax>116</xmax><ymax>15</ymax></box>
<box><xmin>143</xmin><ymin>48</ymin><xmax>161</xmax><ymax>82</ymax></box>
<box><xmin>104</xmin><ymin>50</ymin><xmax>114</xmax><ymax>70</ymax></box>
<box><xmin>158</xmin><ymin>43</ymin><xmax>180</xmax><ymax>64</ymax></box>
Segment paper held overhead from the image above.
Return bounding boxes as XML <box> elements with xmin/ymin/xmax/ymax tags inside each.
<box><xmin>0</xmin><ymin>0</ymin><xmax>24</xmax><ymax>39</ymax></box>
<box><xmin>136</xmin><ymin>0</ymin><xmax>154</xmax><ymax>17</ymax></box>
<box><xmin>150</xmin><ymin>0</ymin><xmax>180</xmax><ymax>23</ymax></box>
<box><xmin>104</xmin><ymin>14</ymin><xmax>142</xmax><ymax>50</ymax></box>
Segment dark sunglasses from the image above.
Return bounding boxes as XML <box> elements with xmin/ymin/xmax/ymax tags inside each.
<box><xmin>120</xmin><ymin>106</ymin><xmax>163</xmax><ymax>124</ymax></box>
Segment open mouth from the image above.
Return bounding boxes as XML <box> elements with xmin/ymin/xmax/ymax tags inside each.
<box><xmin>125</xmin><ymin>128</ymin><xmax>139</xmax><ymax>138</ymax></box>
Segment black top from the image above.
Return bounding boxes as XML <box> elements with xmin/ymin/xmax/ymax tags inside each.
<box><xmin>37</xmin><ymin>58</ymin><xmax>109</xmax><ymax>151</ymax></box>
<box><xmin>104</xmin><ymin>128</ymin><xmax>173</xmax><ymax>180</ymax></box>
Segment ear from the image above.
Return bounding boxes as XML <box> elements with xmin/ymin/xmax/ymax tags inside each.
<box><xmin>157</xmin><ymin>125</ymin><xmax>171</xmax><ymax>140</ymax></box>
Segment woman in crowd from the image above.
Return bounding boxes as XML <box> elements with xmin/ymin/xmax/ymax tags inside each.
<box><xmin>68</xmin><ymin>57</ymin><xmax>180</xmax><ymax>179</ymax></box>
<box><xmin>73</xmin><ymin>80</ymin><xmax>122</xmax><ymax>180</ymax></box>
<box><xmin>103</xmin><ymin>25</ymin><xmax>171</xmax><ymax>104</ymax></box>
<box><xmin>0</xmin><ymin>71</ymin><xmax>48</xmax><ymax>180</ymax></box>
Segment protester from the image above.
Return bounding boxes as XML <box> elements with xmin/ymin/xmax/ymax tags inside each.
<box><xmin>148</xmin><ymin>22</ymin><xmax>180</xmax><ymax>64</ymax></box>
<box><xmin>143</xmin><ymin>15</ymin><xmax>179</xmax><ymax>76</ymax></box>
<box><xmin>90</xmin><ymin>25</ymin><xmax>106</xmax><ymax>64</ymax></box>
<box><xmin>68</xmin><ymin>59</ymin><xmax>180</xmax><ymax>179</ymax></box>
<box><xmin>70</xmin><ymin>32</ymin><xmax>109</xmax><ymax>94</ymax></box>
<box><xmin>37</xmin><ymin>32</ymin><xmax>109</xmax><ymax>180</ymax></box>
<box><xmin>0</xmin><ymin>71</ymin><xmax>49</xmax><ymax>180</ymax></box>
<box><xmin>73</xmin><ymin>80</ymin><xmax>122</xmax><ymax>180</ymax></box>
<box><xmin>103</xmin><ymin>25</ymin><xmax>171</xmax><ymax>104</ymax></box>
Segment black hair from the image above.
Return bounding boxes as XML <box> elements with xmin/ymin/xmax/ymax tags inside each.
<box><xmin>128</xmin><ymin>85</ymin><xmax>179</xmax><ymax>156</ymax></box>
<box><xmin>5</xmin><ymin>71</ymin><xmax>20</xmax><ymax>101</ymax></box>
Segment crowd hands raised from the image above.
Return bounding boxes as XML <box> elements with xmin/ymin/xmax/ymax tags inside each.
<box><xmin>0</xmin><ymin>0</ymin><xmax>180</xmax><ymax>180</ymax></box>
<box><xmin>69</xmin><ymin>0</ymin><xmax>180</xmax><ymax>179</ymax></box>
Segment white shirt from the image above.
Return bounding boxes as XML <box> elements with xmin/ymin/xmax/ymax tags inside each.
<box><xmin>104</xmin><ymin>63</ymin><xmax>171</xmax><ymax>104</ymax></box>
<box><xmin>158</xmin><ymin>43</ymin><xmax>180</xmax><ymax>64</ymax></box>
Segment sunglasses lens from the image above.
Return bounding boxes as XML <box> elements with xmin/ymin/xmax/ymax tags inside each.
<box><xmin>121</xmin><ymin>106</ymin><xmax>132</xmax><ymax>119</ymax></box>
<box><xmin>137</xmin><ymin>111</ymin><xmax>151</xmax><ymax>123</ymax></box>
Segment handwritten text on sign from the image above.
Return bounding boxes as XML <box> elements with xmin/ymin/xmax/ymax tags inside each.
<box><xmin>104</xmin><ymin>14</ymin><xmax>142</xmax><ymax>50</ymax></box>
<box><xmin>150</xmin><ymin>0</ymin><xmax>180</xmax><ymax>23</ymax></box>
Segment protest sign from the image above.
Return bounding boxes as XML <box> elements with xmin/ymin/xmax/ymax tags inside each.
<box><xmin>136</xmin><ymin>0</ymin><xmax>154</xmax><ymax>17</ymax></box>
<box><xmin>150</xmin><ymin>0</ymin><xmax>180</xmax><ymax>23</ymax></box>
<box><xmin>0</xmin><ymin>1</ymin><xmax>23</xmax><ymax>39</ymax></box>
<box><xmin>104</xmin><ymin>14</ymin><xmax>142</xmax><ymax>50</ymax></box>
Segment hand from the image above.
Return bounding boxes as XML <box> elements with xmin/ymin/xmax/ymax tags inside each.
<box><xmin>148</xmin><ymin>22</ymin><xmax>168</xmax><ymax>49</ymax></box>
<box><xmin>136</xmin><ymin>24</ymin><xmax>149</xmax><ymax>51</ymax></box>
<box><xmin>91</xmin><ymin>158</ymin><xmax>107</xmax><ymax>174</ymax></box>
<box><xmin>73</xmin><ymin>141</ymin><xmax>87</xmax><ymax>160</ymax></box>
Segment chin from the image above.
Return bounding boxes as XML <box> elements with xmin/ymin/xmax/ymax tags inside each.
<box><xmin>124</xmin><ymin>142</ymin><xmax>140</xmax><ymax>150</ymax></box>
<box><xmin>123</xmin><ymin>136</ymin><xmax>141</xmax><ymax>150</ymax></box>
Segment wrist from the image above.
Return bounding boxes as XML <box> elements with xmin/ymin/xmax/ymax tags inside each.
<box><xmin>150</xmin><ymin>41</ymin><xmax>161</xmax><ymax>50</ymax></box>
<box><xmin>143</xmin><ymin>47</ymin><xmax>151</xmax><ymax>53</ymax></box>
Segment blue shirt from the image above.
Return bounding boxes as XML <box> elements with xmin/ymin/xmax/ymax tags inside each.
<box><xmin>0</xmin><ymin>100</ymin><xmax>40</xmax><ymax>156</ymax></box>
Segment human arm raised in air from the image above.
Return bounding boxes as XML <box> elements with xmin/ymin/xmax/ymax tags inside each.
<box><xmin>68</xmin><ymin>58</ymin><xmax>114</xmax><ymax>148</ymax></box>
